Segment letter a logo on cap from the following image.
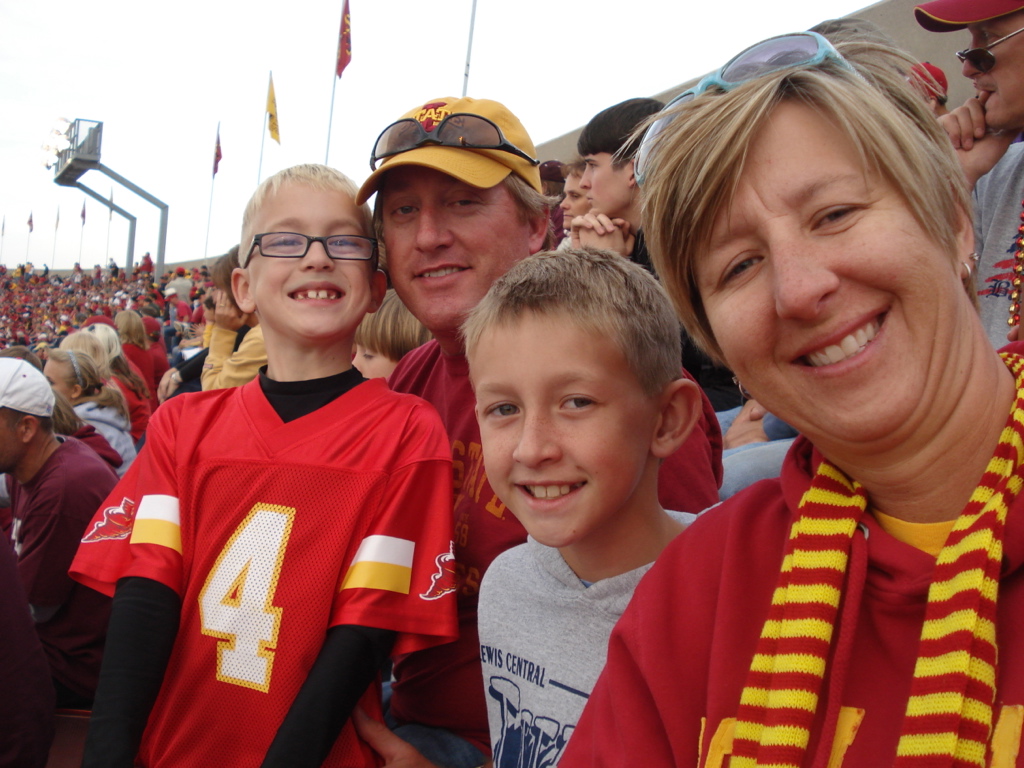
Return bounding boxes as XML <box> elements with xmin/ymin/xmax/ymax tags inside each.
<box><xmin>415</xmin><ymin>101</ymin><xmax>452</xmax><ymax>132</ymax></box>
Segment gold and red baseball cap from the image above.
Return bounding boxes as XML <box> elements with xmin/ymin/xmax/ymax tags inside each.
<box><xmin>357</xmin><ymin>96</ymin><xmax>542</xmax><ymax>204</ymax></box>
<box><xmin>915</xmin><ymin>0</ymin><xmax>1024</xmax><ymax>31</ymax></box>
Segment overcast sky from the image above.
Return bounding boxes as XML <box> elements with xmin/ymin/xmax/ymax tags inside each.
<box><xmin>0</xmin><ymin>0</ymin><xmax>873</xmax><ymax>273</ymax></box>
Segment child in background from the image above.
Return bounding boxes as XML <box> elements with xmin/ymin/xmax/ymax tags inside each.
<box><xmin>71</xmin><ymin>164</ymin><xmax>457</xmax><ymax>768</ymax></box>
<box><xmin>352</xmin><ymin>289</ymin><xmax>431</xmax><ymax>379</ymax></box>
<box><xmin>201</xmin><ymin>246</ymin><xmax>266</xmax><ymax>391</ymax></box>
<box><xmin>463</xmin><ymin>248</ymin><xmax>703</xmax><ymax>767</ymax></box>
<box><xmin>62</xmin><ymin>325</ymin><xmax>151</xmax><ymax>441</ymax></box>
<box><xmin>44</xmin><ymin>349</ymin><xmax>136</xmax><ymax>476</ymax></box>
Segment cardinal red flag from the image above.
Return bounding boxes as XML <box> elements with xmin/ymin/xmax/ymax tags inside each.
<box><xmin>335</xmin><ymin>0</ymin><xmax>352</xmax><ymax>78</ymax></box>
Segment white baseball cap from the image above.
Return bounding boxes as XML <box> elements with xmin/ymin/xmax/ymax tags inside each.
<box><xmin>0</xmin><ymin>358</ymin><xmax>54</xmax><ymax>418</ymax></box>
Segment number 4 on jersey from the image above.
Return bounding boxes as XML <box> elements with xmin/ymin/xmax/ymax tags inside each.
<box><xmin>199</xmin><ymin>505</ymin><xmax>295</xmax><ymax>692</ymax></box>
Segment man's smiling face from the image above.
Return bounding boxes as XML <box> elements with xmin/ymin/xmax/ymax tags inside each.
<box><xmin>378</xmin><ymin>165</ymin><xmax>546</xmax><ymax>352</ymax></box>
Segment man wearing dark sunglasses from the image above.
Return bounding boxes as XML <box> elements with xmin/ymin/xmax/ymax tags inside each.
<box><xmin>916</xmin><ymin>0</ymin><xmax>1024</xmax><ymax>348</ymax></box>
<box><xmin>351</xmin><ymin>96</ymin><xmax>724</xmax><ymax>768</ymax></box>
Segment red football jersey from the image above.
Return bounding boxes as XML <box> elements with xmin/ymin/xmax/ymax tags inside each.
<box><xmin>71</xmin><ymin>378</ymin><xmax>457</xmax><ymax>767</ymax></box>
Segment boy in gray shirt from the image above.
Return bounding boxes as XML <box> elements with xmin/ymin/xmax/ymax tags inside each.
<box><xmin>464</xmin><ymin>248</ymin><xmax>703</xmax><ymax>767</ymax></box>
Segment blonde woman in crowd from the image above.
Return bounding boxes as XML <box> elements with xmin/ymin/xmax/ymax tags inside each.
<box><xmin>115</xmin><ymin>310</ymin><xmax>160</xmax><ymax>412</ymax></box>
<box><xmin>68</xmin><ymin>324</ymin><xmax>151</xmax><ymax>440</ymax></box>
<box><xmin>44</xmin><ymin>348</ymin><xmax>136</xmax><ymax>476</ymax></box>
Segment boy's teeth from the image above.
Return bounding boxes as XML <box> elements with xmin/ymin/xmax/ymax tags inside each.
<box><xmin>527</xmin><ymin>484</ymin><xmax>575</xmax><ymax>499</ymax></box>
<box><xmin>806</xmin><ymin>319</ymin><xmax>879</xmax><ymax>367</ymax></box>
<box><xmin>299</xmin><ymin>289</ymin><xmax>337</xmax><ymax>300</ymax></box>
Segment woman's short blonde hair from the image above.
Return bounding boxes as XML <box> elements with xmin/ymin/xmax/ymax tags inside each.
<box><xmin>639</xmin><ymin>40</ymin><xmax>972</xmax><ymax>362</ymax></box>
<box><xmin>462</xmin><ymin>248</ymin><xmax>682</xmax><ymax>396</ymax></box>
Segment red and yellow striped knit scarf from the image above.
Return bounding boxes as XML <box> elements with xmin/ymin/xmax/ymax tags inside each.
<box><xmin>731</xmin><ymin>353</ymin><xmax>1024</xmax><ymax>768</ymax></box>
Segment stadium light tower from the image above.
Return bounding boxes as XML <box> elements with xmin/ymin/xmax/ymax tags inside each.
<box><xmin>47</xmin><ymin>119</ymin><xmax>168</xmax><ymax>274</ymax></box>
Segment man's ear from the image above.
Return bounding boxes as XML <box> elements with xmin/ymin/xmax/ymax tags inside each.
<box><xmin>365</xmin><ymin>270</ymin><xmax>387</xmax><ymax>314</ymax></box>
<box><xmin>16</xmin><ymin>414</ymin><xmax>40</xmax><ymax>445</ymax></box>
<box><xmin>627</xmin><ymin>158</ymin><xmax>638</xmax><ymax>189</ymax></box>
<box><xmin>232</xmin><ymin>267</ymin><xmax>256</xmax><ymax>315</ymax></box>
<box><xmin>527</xmin><ymin>210</ymin><xmax>549</xmax><ymax>255</ymax></box>
<box><xmin>651</xmin><ymin>378</ymin><xmax>702</xmax><ymax>459</ymax></box>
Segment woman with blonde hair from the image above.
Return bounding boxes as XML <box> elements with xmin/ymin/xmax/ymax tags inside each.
<box><xmin>44</xmin><ymin>348</ymin><xmax>136</xmax><ymax>476</ymax></box>
<box><xmin>64</xmin><ymin>325</ymin><xmax>150</xmax><ymax>440</ymax></box>
<box><xmin>565</xmin><ymin>32</ymin><xmax>1024</xmax><ymax>767</ymax></box>
<box><xmin>115</xmin><ymin>310</ymin><xmax>159</xmax><ymax>412</ymax></box>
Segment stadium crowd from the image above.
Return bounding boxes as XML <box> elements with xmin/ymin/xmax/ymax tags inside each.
<box><xmin>0</xmin><ymin>258</ymin><xmax>211</xmax><ymax>355</ymax></box>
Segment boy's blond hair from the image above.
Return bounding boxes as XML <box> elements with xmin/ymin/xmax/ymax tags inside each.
<box><xmin>463</xmin><ymin>248</ymin><xmax>681</xmax><ymax>396</ymax></box>
<box><xmin>354</xmin><ymin>289</ymin><xmax>431</xmax><ymax>362</ymax></box>
<box><xmin>240</xmin><ymin>164</ymin><xmax>372</xmax><ymax>265</ymax></box>
<box><xmin>638</xmin><ymin>41</ymin><xmax>972</xmax><ymax>363</ymax></box>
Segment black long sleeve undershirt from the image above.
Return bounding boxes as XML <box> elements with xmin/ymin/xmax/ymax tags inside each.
<box><xmin>261</xmin><ymin>624</ymin><xmax>396</xmax><ymax>767</ymax></box>
<box><xmin>82</xmin><ymin>577</ymin><xmax>181</xmax><ymax>768</ymax></box>
<box><xmin>82</xmin><ymin>576</ymin><xmax>395</xmax><ymax>767</ymax></box>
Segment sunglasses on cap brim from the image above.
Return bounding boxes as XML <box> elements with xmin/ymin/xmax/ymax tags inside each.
<box><xmin>635</xmin><ymin>31</ymin><xmax>851</xmax><ymax>186</ymax></box>
<box><xmin>370</xmin><ymin>113</ymin><xmax>539</xmax><ymax>170</ymax></box>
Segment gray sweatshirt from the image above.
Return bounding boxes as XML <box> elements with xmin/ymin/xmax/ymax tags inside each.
<box><xmin>973</xmin><ymin>142</ymin><xmax>1024</xmax><ymax>349</ymax></box>
<box><xmin>477</xmin><ymin>510</ymin><xmax>695</xmax><ymax>768</ymax></box>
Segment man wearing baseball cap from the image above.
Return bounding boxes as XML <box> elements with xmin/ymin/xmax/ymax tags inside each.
<box><xmin>916</xmin><ymin>0</ymin><xmax>1024</xmax><ymax>348</ymax></box>
<box><xmin>354</xmin><ymin>96</ymin><xmax>722</xmax><ymax>767</ymax></box>
<box><xmin>0</xmin><ymin>357</ymin><xmax>118</xmax><ymax>708</ymax></box>
<box><xmin>910</xmin><ymin>61</ymin><xmax>951</xmax><ymax>116</ymax></box>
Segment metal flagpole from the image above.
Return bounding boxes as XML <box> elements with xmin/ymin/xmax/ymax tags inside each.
<box><xmin>258</xmin><ymin>111</ymin><xmax>267</xmax><ymax>186</ymax></box>
<box><xmin>260</xmin><ymin>71</ymin><xmax>275</xmax><ymax>185</ymax></box>
<box><xmin>462</xmin><ymin>0</ymin><xmax>478</xmax><ymax>97</ymax></box>
<box><xmin>52</xmin><ymin>207</ymin><xmax>59</xmax><ymax>268</ymax></box>
<box><xmin>79</xmin><ymin>199</ymin><xmax>85</xmax><ymax>262</ymax></box>
<box><xmin>326</xmin><ymin>0</ymin><xmax>351</xmax><ymax>165</ymax></box>
<box><xmin>105</xmin><ymin>188</ymin><xmax>113</xmax><ymax>261</ymax></box>
<box><xmin>205</xmin><ymin>122</ymin><xmax>220</xmax><ymax>259</ymax></box>
<box><xmin>325</xmin><ymin>79</ymin><xmax>338</xmax><ymax>165</ymax></box>
<box><xmin>204</xmin><ymin>178</ymin><xmax>215</xmax><ymax>257</ymax></box>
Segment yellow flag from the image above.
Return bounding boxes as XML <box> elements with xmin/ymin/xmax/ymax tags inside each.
<box><xmin>266</xmin><ymin>72</ymin><xmax>280</xmax><ymax>144</ymax></box>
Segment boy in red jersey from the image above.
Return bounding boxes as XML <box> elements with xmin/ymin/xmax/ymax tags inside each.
<box><xmin>71</xmin><ymin>164</ymin><xmax>458</xmax><ymax>768</ymax></box>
